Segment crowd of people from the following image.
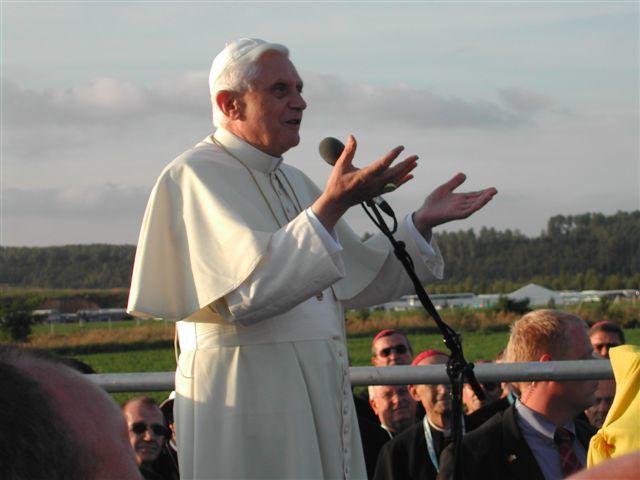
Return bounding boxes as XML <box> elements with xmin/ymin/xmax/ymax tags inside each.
<box><xmin>1</xmin><ymin>315</ymin><xmax>634</xmax><ymax>480</ymax></box>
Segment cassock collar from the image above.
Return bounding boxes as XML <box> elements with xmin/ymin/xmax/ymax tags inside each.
<box><xmin>207</xmin><ymin>128</ymin><xmax>283</xmax><ymax>173</ymax></box>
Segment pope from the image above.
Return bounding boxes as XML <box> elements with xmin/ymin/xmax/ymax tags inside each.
<box><xmin>128</xmin><ymin>38</ymin><xmax>497</xmax><ymax>479</ymax></box>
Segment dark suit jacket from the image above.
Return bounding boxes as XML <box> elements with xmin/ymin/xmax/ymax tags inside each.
<box><xmin>465</xmin><ymin>396</ymin><xmax>511</xmax><ymax>431</ymax></box>
<box><xmin>437</xmin><ymin>405</ymin><xmax>596</xmax><ymax>480</ymax></box>
<box><xmin>358</xmin><ymin>414</ymin><xmax>392</xmax><ymax>480</ymax></box>
<box><xmin>373</xmin><ymin>420</ymin><xmax>440</xmax><ymax>480</ymax></box>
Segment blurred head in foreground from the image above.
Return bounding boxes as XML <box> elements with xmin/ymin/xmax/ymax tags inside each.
<box><xmin>0</xmin><ymin>345</ymin><xmax>140</xmax><ymax>480</ymax></box>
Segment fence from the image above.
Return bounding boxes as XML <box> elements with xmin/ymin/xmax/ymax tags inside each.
<box><xmin>89</xmin><ymin>360</ymin><xmax>613</xmax><ymax>392</ymax></box>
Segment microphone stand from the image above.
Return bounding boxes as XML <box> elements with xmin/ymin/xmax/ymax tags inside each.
<box><xmin>361</xmin><ymin>199</ymin><xmax>485</xmax><ymax>480</ymax></box>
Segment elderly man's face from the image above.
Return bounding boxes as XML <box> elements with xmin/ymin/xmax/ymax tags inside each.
<box><xmin>372</xmin><ymin>333</ymin><xmax>413</xmax><ymax>366</ymax></box>
<box><xmin>585</xmin><ymin>380</ymin><xmax>616</xmax><ymax>428</ymax></box>
<box><xmin>590</xmin><ymin>330</ymin><xmax>622</xmax><ymax>358</ymax></box>
<box><xmin>369</xmin><ymin>385</ymin><xmax>416</xmax><ymax>435</ymax></box>
<box><xmin>123</xmin><ymin>401</ymin><xmax>169</xmax><ymax>466</ymax></box>
<box><xmin>410</xmin><ymin>354</ymin><xmax>451</xmax><ymax>427</ymax></box>
<box><xmin>234</xmin><ymin>51</ymin><xmax>306</xmax><ymax>157</ymax></box>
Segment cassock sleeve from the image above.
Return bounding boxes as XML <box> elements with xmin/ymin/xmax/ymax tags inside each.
<box><xmin>127</xmin><ymin>158</ymin><xmax>276</xmax><ymax>321</ymax></box>
<box><xmin>213</xmin><ymin>209</ymin><xmax>347</xmax><ymax>325</ymax></box>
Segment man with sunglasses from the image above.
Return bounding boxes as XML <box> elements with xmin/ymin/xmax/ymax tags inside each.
<box><xmin>122</xmin><ymin>397</ymin><xmax>176</xmax><ymax>480</ymax></box>
<box><xmin>589</xmin><ymin>321</ymin><xmax>625</xmax><ymax>359</ymax></box>
<box><xmin>371</xmin><ymin>329</ymin><xmax>414</xmax><ymax>366</ymax></box>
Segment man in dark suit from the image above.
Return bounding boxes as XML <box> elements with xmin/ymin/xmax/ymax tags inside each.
<box><xmin>373</xmin><ymin>350</ymin><xmax>452</xmax><ymax>480</ymax></box>
<box><xmin>358</xmin><ymin>330</ymin><xmax>418</xmax><ymax>478</ymax></box>
<box><xmin>438</xmin><ymin>310</ymin><xmax>598</xmax><ymax>480</ymax></box>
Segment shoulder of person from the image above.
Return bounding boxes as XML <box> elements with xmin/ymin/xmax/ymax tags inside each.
<box><xmin>157</xmin><ymin>139</ymin><xmax>245</xmax><ymax>184</ymax></box>
<box><xmin>574</xmin><ymin>416</ymin><xmax>598</xmax><ymax>443</ymax></box>
<box><xmin>466</xmin><ymin>396</ymin><xmax>511</xmax><ymax>431</ymax></box>
<box><xmin>459</xmin><ymin>405</ymin><xmax>510</xmax><ymax>451</ymax></box>
<box><xmin>384</xmin><ymin>419</ymin><xmax>422</xmax><ymax>452</ymax></box>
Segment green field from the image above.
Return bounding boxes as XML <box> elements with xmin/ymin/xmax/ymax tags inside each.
<box><xmin>58</xmin><ymin>326</ymin><xmax>639</xmax><ymax>404</ymax></box>
<box><xmin>31</xmin><ymin>319</ymin><xmax>169</xmax><ymax>335</ymax></box>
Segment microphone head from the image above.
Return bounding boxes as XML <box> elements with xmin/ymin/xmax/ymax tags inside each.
<box><xmin>318</xmin><ymin>137</ymin><xmax>345</xmax><ymax>166</ymax></box>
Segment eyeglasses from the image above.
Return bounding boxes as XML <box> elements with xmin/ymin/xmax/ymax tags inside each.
<box><xmin>593</xmin><ymin>343</ymin><xmax>620</xmax><ymax>351</ymax></box>
<box><xmin>377</xmin><ymin>344</ymin><xmax>408</xmax><ymax>358</ymax></box>
<box><xmin>130</xmin><ymin>422</ymin><xmax>170</xmax><ymax>438</ymax></box>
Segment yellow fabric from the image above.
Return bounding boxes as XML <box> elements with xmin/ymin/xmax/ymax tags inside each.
<box><xmin>587</xmin><ymin>344</ymin><xmax>640</xmax><ymax>467</ymax></box>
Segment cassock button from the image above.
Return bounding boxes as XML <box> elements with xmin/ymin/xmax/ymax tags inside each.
<box><xmin>507</xmin><ymin>454</ymin><xmax>517</xmax><ymax>463</ymax></box>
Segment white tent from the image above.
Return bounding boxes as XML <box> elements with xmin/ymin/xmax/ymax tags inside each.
<box><xmin>508</xmin><ymin>283</ymin><xmax>560</xmax><ymax>306</ymax></box>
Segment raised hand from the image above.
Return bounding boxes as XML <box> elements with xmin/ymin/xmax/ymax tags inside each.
<box><xmin>412</xmin><ymin>173</ymin><xmax>497</xmax><ymax>236</ymax></box>
<box><xmin>312</xmin><ymin>135</ymin><xmax>419</xmax><ymax>230</ymax></box>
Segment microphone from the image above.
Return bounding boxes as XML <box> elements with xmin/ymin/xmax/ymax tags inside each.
<box><xmin>318</xmin><ymin>137</ymin><xmax>396</xmax><ymax>217</ymax></box>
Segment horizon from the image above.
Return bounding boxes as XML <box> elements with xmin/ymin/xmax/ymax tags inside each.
<box><xmin>2</xmin><ymin>3</ymin><xmax>638</xmax><ymax>246</ymax></box>
<box><xmin>1</xmin><ymin>208</ymin><xmax>636</xmax><ymax>248</ymax></box>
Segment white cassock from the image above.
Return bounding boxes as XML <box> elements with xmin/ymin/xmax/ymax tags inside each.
<box><xmin>127</xmin><ymin>128</ymin><xmax>445</xmax><ymax>480</ymax></box>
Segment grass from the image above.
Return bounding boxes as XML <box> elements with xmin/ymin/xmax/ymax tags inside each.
<box><xmin>73</xmin><ymin>348</ymin><xmax>177</xmax><ymax>405</ymax></box>
<box><xmin>19</xmin><ymin>317</ymin><xmax>640</xmax><ymax>404</ymax></box>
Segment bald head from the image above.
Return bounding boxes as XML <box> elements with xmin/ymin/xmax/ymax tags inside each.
<box><xmin>0</xmin><ymin>346</ymin><xmax>141</xmax><ymax>480</ymax></box>
<box><xmin>122</xmin><ymin>397</ymin><xmax>168</xmax><ymax>466</ymax></box>
<box><xmin>409</xmin><ymin>352</ymin><xmax>451</xmax><ymax>428</ymax></box>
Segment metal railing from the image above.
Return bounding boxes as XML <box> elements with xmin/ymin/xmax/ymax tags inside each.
<box><xmin>88</xmin><ymin>360</ymin><xmax>613</xmax><ymax>392</ymax></box>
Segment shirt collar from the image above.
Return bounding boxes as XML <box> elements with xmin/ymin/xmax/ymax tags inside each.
<box><xmin>426</xmin><ymin>416</ymin><xmax>451</xmax><ymax>438</ymax></box>
<box><xmin>380</xmin><ymin>424</ymin><xmax>395</xmax><ymax>439</ymax></box>
<box><xmin>515</xmin><ymin>399</ymin><xmax>576</xmax><ymax>440</ymax></box>
<box><xmin>208</xmin><ymin>127</ymin><xmax>283</xmax><ymax>173</ymax></box>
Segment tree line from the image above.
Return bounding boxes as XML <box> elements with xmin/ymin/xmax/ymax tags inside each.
<box><xmin>432</xmin><ymin>211</ymin><xmax>640</xmax><ymax>293</ymax></box>
<box><xmin>1</xmin><ymin>211</ymin><xmax>638</xmax><ymax>293</ymax></box>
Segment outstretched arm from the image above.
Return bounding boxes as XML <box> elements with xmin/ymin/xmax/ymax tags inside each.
<box><xmin>412</xmin><ymin>173</ymin><xmax>497</xmax><ymax>240</ymax></box>
<box><xmin>312</xmin><ymin>135</ymin><xmax>418</xmax><ymax>231</ymax></box>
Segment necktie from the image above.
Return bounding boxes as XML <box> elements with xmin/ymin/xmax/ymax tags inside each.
<box><xmin>554</xmin><ymin>427</ymin><xmax>582</xmax><ymax>477</ymax></box>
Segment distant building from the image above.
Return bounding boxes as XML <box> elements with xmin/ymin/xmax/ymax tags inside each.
<box><xmin>366</xmin><ymin>283</ymin><xmax>638</xmax><ymax>311</ymax></box>
<box><xmin>32</xmin><ymin>309</ymin><xmax>61</xmax><ymax>323</ymax></box>
<box><xmin>508</xmin><ymin>283</ymin><xmax>559</xmax><ymax>306</ymax></box>
<box><xmin>77</xmin><ymin>308</ymin><xmax>128</xmax><ymax>322</ymax></box>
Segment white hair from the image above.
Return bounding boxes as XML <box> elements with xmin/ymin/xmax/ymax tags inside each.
<box><xmin>211</xmin><ymin>44</ymin><xmax>289</xmax><ymax>128</ymax></box>
<box><xmin>368</xmin><ymin>385</ymin><xmax>382</xmax><ymax>399</ymax></box>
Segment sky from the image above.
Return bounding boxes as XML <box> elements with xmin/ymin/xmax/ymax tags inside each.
<box><xmin>2</xmin><ymin>1</ymin><xmax>638</xmax><ymax>246</ymax></box>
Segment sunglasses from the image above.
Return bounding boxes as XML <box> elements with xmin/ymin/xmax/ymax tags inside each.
<box><xmin>130</xmin><ymin>422</ymin><xmax>170</xmax><ymax>438</ymax></box>
<box><xmin>594</xmin><ymin>343</ymin><xmax>620</xmax><ymax>351</ymax></box>
<box><xmin>377</xmin><ymin>344</ymin><xmax>408</xmax><ymax>358</ymax></box>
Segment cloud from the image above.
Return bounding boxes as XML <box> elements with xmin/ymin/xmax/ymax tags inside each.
<box><xmin>3</xmin><ymin>184</ymin><xmax>149</xmax><ymax>219</ymax></box>
<box><xmin>3</xmin><ymin>72</ymin><xmax>553</xmax><ymax>134</ymax></box>
<box><xmin>2</xmin><ymin>72</ymin><xmax>210</xmax><ymax>128</ymax></box>
<box><xmin>498</xmin><ymin>87</ymin><xmax>554</xmax><ymax>114</ymax></box>
<box><xmin>302</xmin><ymin>73</ymin><xmax>550</xmax><ymax>130</ymax></box>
